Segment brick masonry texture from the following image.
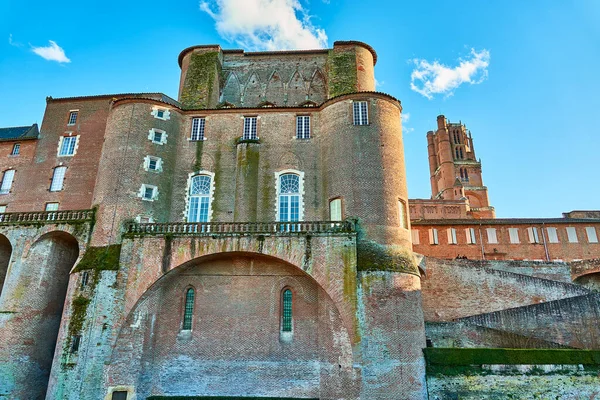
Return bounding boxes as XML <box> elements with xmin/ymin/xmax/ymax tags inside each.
<box><xmin>0</xmin><ymin>41</ymin><xmax>599</xmax><ymax>400</ymax></box>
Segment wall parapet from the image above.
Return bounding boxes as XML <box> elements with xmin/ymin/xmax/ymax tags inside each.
<box><xmin>0</xmin><ymin>209</ymin><xmax>95</xmax><ymax>224</ymax></box>
<box><xmin>125</xmin><ymin>220</ymin><xmax>355</xmax><ymax>237</ymax></box>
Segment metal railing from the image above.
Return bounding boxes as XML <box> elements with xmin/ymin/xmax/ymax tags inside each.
<box><xmin>127</xmin><ymin>220</ymin><xmax>355</xmax><ymax>236</ymax></box>
<box><xmin>0</xmin><ymin>209</ymin><xmax>95</xmax><ymax>224</ymax></box>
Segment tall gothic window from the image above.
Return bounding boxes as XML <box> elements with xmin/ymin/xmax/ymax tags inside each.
<box><xmin>182</xmin><ymin>287</ymin><xmax>195</xmax><ymax>330</ymax></box>
<box><xmin>281</xmin><ymin>289</ymin><xmax>293</xmax><ymax>332</ymax></box>
<box><xmin>187</xmin><ymin>175</ymin><xmax>212</xmax><ymax>222</ymax></box>
<box><xmin>278</xmin><ymin>174</ymin><xmax>300</xmax><ymax>222</ymax></box>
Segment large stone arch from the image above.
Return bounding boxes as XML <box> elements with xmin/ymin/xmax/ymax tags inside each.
<box><xmin>574</xmin><ymin>272</ymin><xmax>600</xmax><ymax>292</ymax></box>
<box><xmin>105</xmin><ymin>251</ymin><xmax>358</xmax><ymax>399</ymax></box>
<box><xmin>0</xmin><ymin>230</ymin><xmax>79</xmax><ymax>400</ymax></box>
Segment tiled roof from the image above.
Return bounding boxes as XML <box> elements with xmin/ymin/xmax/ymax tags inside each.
<box><xmin>0</xmin><ymin>124</ymin><xmax>39</xmax><ymax>142</ymax></box>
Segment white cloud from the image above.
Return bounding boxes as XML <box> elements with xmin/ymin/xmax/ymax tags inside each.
<box><xmin>374</xmin><ymin>77</ymin><xmax>384</xmax><ymax>90</ymax></box>
<box><xmin>401</xmin><ymin>112</ymin><xmax>414</xmax><ymax>133</ymax></box>
<box><xmin>410</xmin><ymin>49</ymin><xmax>490</xmax><ymax>99</ymax></box>
<box><xmin>8</xmin><ymin>34</ymin><xmax>22</xmax><ymax>47</ymax></box>
<box><xmin>401</xmin><ymin>112</ymin><xmax>410</xmax><ymax>123</ymax></box>
<box><xmin>31</xmin><ymin>40</ymin><xmax>71</xmax><ymax>63</ymax></box>
<box><xmin>200</xmin><ymin>0</ymin><xmax>328</xmax><ymax>51</ymax></box>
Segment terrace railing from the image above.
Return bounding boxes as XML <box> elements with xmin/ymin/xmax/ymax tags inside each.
<box><xmin>0</xmin><ymin>209</ymin><xmax>95</xmax><ymax>224</ymax></box>
<box><xmin>127</xmin><ymin>220</ymin><xmax>355</xmax><ymax>236</ymax></box>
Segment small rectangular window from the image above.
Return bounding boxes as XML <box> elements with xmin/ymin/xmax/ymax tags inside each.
<box><xmin>411</xmin><ymin>229</ymin><xmax>420</xmax><ymax>245</ymax></box>
<box><xmin>0</xmin><ymin>170</ymin><xmax>15</xmax><ymax>194</ymax></box>
<box><xmin>585</xmin><ymin>227</ymin><xmax>598</xmax><ymax>243</ymax></box>
<box><xmin>466</xmin><ymin>228</ymin><xmax>477</xmax><ymax>244</ymax></box>
<box><xmin>398</xmin><ymin>200</ymin><xmax>408</xmax><ymax>229</ymax></box>
<box><xmin>353</xmin><ymin>101</ymin><xmax>368</xmax><ymax>125</ymax></box>
<box><xmin>50</xmin><ymin>166</ymin><xmax>67</xmax><ymax>191</ymax></box>
<box><xmin>508</xmin><ymin>228</ymin><xmax>520</xmax><ymax>244</ymax></box>
<box><xmin>0</xmin><ymin>205</ymin><xmax>6</xmax><ymax>213</ymax></box>
<box><xmin>68</xmin><ymin>111</ymin><xmax>78</xmax><ymax>125</ymax></box>
<box><xmin>80</xmin><ymin>271</ymin><xmax>89</xmax><ymax>289</ymax></box>
<box><xmin>139</xmin><ymin>184</ymin><xmax>157</xmax><ymax>201</ymax></box>
<box><xmin>527</xmin><ymin>227</ymin><xmax>540</xmax><ymax>244</ymax></box>
<box><xmin>59</xmin><ymin>136</ymin><xmax>78</xmax><ymax>156</ymax></box>
<box><xmin>296</xmin><ymin>116</ymin><xmax>310</xmax><ymax>139</ymax></box>
<box><xmin>546</xmin><ymin>227</ymin><xmax>559</xmax><ymax>243</ymax></box>
<box><xmin>447</xmin><ymin>228</ymin><xmax>457</xmax><ymax>244</ymax></box>
<box><xmin>329</xmin><ymin>198</ymin><xmax>342</xmax><ymax>221</ymax></box>
<box><xmin>11</xmin><ymin>143</ymin><xmax>20</xmax><ymax>156</ymax></box>
<box><xmin>429</xmin><ymin>228</ymin><xmax>438</xmax><ymax>245</ymax></box>
<box><xmin>111</xmin><ymin>391</ymin><xmax>128</xmax><ymax>400</ymax></box>
<box><xmin>148</xmin><ymin>129</ymin><xmax>167</xmax><ymax>145</ymax></box>
<box><xmin>144</xmin><ymin>156</ymin><xmax>162</xmax><ymax>172</ymax></box>
<box><xmin>486</xmin><ymin>228</ymin><xmax>498</xmax><ymax>244</ymax></box>
<box><xmin>45</xmin><ymin>202</ymin><xmax>59</xmax><ymax>211</ymax></box>
<box><xmin>70</xmin><ymin>335</ymin><xmax>81</xmax><ymax>353</ymax></box>
<box><xmin>243</xmin><ymin>116</ymin><xmax>258</xmax><ymax>140</ymax></box>
<box><xmin>191</xmin><ymin>117</ymin><xmax>206</xmax><ymax>141</ymax></box>
<box><xmin>566</xmin><ymin>227</ymin><xmax>578</xmax><ymax>243</ymax></box>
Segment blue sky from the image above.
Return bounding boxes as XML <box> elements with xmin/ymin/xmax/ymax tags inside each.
<box><xmin>1</xmin><ymin>0</ymin><xmax>599</xmax><ymax>218</ymax></box>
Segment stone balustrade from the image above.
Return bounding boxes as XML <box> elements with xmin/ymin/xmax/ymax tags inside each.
<box><xmin>0</xmin><ymin>209</ymin><xmax>95</xmax><ymax>224</ymax></box>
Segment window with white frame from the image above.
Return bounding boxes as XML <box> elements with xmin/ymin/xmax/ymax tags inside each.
<box><xmin>398</xmin><ymin>199</ymin><xmax>408</xmax><ymax>229</ymax></box>
<box><xmin>0</xmin><ymin>205</ymin><xmax>6</xmax><ymax>213</ymax></box>
<box><xmin>187</xmin><ymin>174</ymin><xmax>213</xmax><ymax>222</ymax></box>
<box><xmin>447</xmin><ymin>228</ymin><xmax>457</xmax><ymax>244</ymax></box>
<box><xmin>329</xmin><ymin>198</ymin><xmax>342</xmax><ymax>221</ymax></box>
<box><xmin>50</xmin><ymin>166</ymin><xmax>67</xmax><ymax>191</ymax></box>
<box><xmin>527</xmin><ymin>227</ymin><xmax>540</xmax><ymax>244</ymax></box>
<box><xmin>148</xmin><ymin>128</ymin><xmax>167</xmax><ymax>145</ymax></box>
<box><xmin>508</xmin><ymin>228</ymin><xmax>520</xmax><ymax>244</ymax></box>
<box><xmin>278</xmin><ymin>173</ymin><xmax>301</xmax><ymax>222</ymax></box>
<box><xmin>566</xmin><ymin>227</ymin><xmax>578</xmax><ymax>243</ymax></box>
<box><xmin>190</xmin><ymin>117</ymin><xmax>206</xmax><ymax>141</ymax></box>
<box><xmin>151</xmin><ymin>106</ymin><xmax>170</xmax><ymax>120</ymax></box>
<box><xmin>139</xmin><ymin>184</ymin><xmax>158</xmax><ymax>201</ymax></box>
<box><xmin>411</xmin><ymin>229</ymin><xmax>420</xmax><ymax>245</ymax></box>
<box><xmin>58</xmin><ymin>136</ymin><xmax>78</xmax><ymax>156</ymax></box>
<box><xmin>486</xmin><ymin>228</ymin><xmax>498</xmax><ymax>244</ymax></box>
<box><xmin>466</xmin><ymin>228</ymin><xmax>477</xmax><ymax>244</ymax></box>
<box><xmin>546</xmin><ymin>227</ymin><xmax>559</xmax><ymax>243</ymax></box>
<box><xmin>243</xmin><ymin>116</ymin><xmax>258</xmax><ymax>140</ymax></box>
<box><xmin>429</xmin><ymin>228</ymin><xmax>439</xmax><ymax>245</ymax></box>
<box><xmin>585</xmin><ymin>227</ymin><xmax>598</xmax><ymax>243</ymax></box>
<box><xmin>353</xmin><ymin>101</ymin><xmax>368</xmax><ymax>125</ymax></box>
<box><xmin>68</xmin><ymin>110</ymin><xmax>78</xmax><ymax>125</ymax></box>
<box><xmin>143</xmin><ymin>156</ymin><xmax>162</xmax><ymax>172</ymax></box>
<box><xmin>10</xmin><ymin>143</ymin><xmax>20</xmax><ymax>156</ymax></box>
<box><xmin>296</xmin><ymin>115</ymin><xmax>310</xmax><ymax>139</ymax></box>
<box><xmin>0</xmin><ymin>169</ymin><xmax>15</xmax><ymax>194</ymax></box>
<box><xmin>45</xmin><ymin>202</ymin><xmax>59</xmax><ymax>211</ymax></box>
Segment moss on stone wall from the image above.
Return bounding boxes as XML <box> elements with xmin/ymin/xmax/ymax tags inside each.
<box><xmin>327</xmin><ymin>50</ymin><xmax>357</xmax><ymax>98</ymax></box>
<box><xmin>193</xmin><ymin>140</ymin><xmax>204</xmax><ymax>171</ymax></box>
<box><xmin>424</xmin><ymin>348</ymin><xmax>600</xmax><ymax>366</ymax></box>
<box><xmin>148</xmin><ymin>397</ymin><xmax>318</xmax><ymax>400</ymax></box>
<box><xmin>356</xmin><ymin>240</ymin><xmax>419</xmax><ymax>275</ymax></box>
<box><xmin>180</xmin><ymin>52</ymin><xmax>221</xmax><ymax>109</ymax></box>
<box><xmin>73</xmin><ymin>245</ymin><xmax>121</xmax><ymax>272</ymax></box>
<box><xmin>68</xmin><ymin>295</ymin><xmax>91</xmax><ymax>337</ymax></box>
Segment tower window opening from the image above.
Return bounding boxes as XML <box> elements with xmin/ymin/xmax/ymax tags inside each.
<box><xmin>353</xmin><ymin>101</ymin><xmax>369</xmax><ymax>125</ymax></box>
<box><xmin>182</xmin><ymin>287</ymin><xmax>195</xmax><ymax>330</ymax></box>
<box><xmin>281</xmin><ymin>288</ymin><xmax>292</xmax><ymax>332</ymax></box>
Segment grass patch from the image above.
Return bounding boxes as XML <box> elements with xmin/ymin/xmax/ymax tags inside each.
<box><xmin>424</xmin><ymin>348</ymin><xmax>600</xmax><ymax>366</ymax></box>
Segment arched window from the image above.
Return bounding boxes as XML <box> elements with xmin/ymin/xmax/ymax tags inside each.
<box><xmin>187</xmin><ymin>175</ymin><xmax>212</xmax><ymax>222</ymax></box>
<box><xmin>455</xmin><ymin>148</ymin><xmax>460</xmax><ymax>159</ymax></box>
<box><xmin>281</xmin><ymin>289</ymin><xmax>293</xmax><ymax>332</ymax></box>
<box><xmin>182</xmin><ymin>287</ymin><xmax>195</xmax><ymax>330</ymax></box>
<box><xmin>459</xmin><ymin>148</ymin><xmax>464</xmax><ymax>159</ymax></box>
<box><xmin>278</xmin><ymin>173</ymin><xmax>300</xmax><ymax>222</ymax></box>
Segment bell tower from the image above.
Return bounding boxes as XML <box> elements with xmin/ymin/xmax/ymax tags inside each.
<box><xmin>426</xmin><ymin>115</ymin><xmax>495</xmax><ymax>218</ymax></box>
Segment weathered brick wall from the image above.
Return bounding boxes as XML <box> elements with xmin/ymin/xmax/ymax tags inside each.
<box><xmin>413</xmin><ymin>222</ymin><xmax>600</xmax><ymax>262</ymax></box>
<box><xmin>421</xmin><ymin>258</ymin><xmax>589</xmax><ymax>321</ymax></box>
<box><xmin>0</xmin><ymin>140</ymin><xmax>37</xmax><ymax>212</ymax></box>
<box><xmin>427</xmin><ymin>365</ymin><xmax>600</xmax><ymax>399</ymax></box>
<box><xmin>459</xmin><ymin>294</ymin><xmax>600</xmax><ymax>349</ymax></box>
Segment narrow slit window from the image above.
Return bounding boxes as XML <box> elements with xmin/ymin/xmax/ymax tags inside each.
<box><xmin>243</xmin><ymin>116</ymin><xmax>258</xmax><ymax>140</ymax></box>
<box><xmin>398</xmin><ymin>199</ymin><xmax>408</xmax><ymax>229</ymax></box>
<box><xmin>70</xmin><ymin>335</ymin><xmax>81</xmax><ymax>353</ymax></box>
<box><xmin>182</xmin><ymin>288</ymin><xmax>195</xmax><ymax>330</ymax></box>
<box><xmin>50</xmin><ymin>166</ymin><xmax>67</xmax><ymax>191</ymax></box>
<box><xmin>353</xmin><ymin>101</ymin><xmax>368</xmax><ymax>125</ymax></box>
<box><xmin>191</xmin><ymin>117</ymin><xmax>206</xmax><ymax>141</ymax></box>
<box><xmin>296</xmin><ymin>116</ymin><xmax>310</xmax><ymax>139</ymax></box>
<box><xmin>329</xmin><ymin>198</ymin><xmax>342</xmax><ymax>221</ymax></box>
<box><xmin>282</xmin><ymin>289</ymin><xmax>292</xmax><ymax>332</ymax></box>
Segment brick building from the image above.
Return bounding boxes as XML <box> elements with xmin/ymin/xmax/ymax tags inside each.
<box><xmin>0</xmin><ymin>41</ymin><xmax>598</xmax><ymax>400</ymax></box>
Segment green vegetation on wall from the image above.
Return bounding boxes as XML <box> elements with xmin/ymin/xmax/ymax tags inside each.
<box><xmin>148</xmin><ymin>397</ymin><xmax>318</xmax><ymax>400</ymax></box>
<box><xmin>180</xmin><ymin>51</ymin><xmax>221</xmax><ymax>109</ymax></box>
<box><xmin>73</xmin><ymin>245</ymin><xmax>121</xmax><ymax>272</ymax></box>
<box><xmin>234</xmin><ymin>143</ymin><xmax>260</xmax><ymax>221</ymax></box>
<box><xmin>327</xmin><ymin>50</ymin><xmax>357</xmax><ymax>98</ymax></box>
<box><xmin>424</xmin><ymin>348</ymin><xmax>600</xmax><ymax>366</ymax></box>
<box><xmin>68</xmin><ymin>295</ymin><xmax>91</xmax><ymax>337</ymax></box>
<box><xmin>356</xmin><ymin>240</ymin><xmax>418</xmax><ymax>275</ymax></box>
